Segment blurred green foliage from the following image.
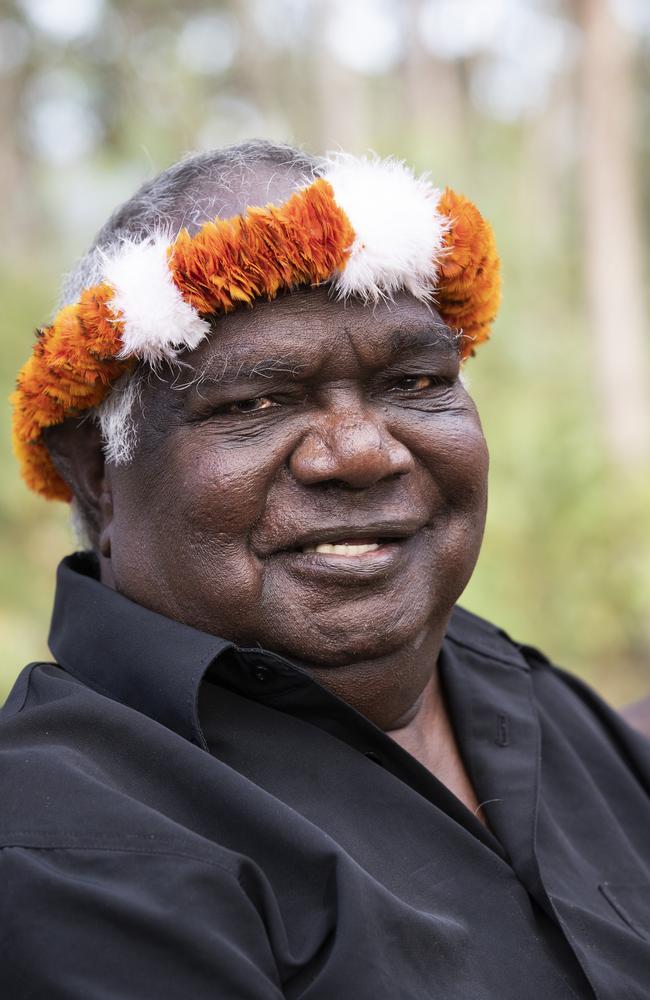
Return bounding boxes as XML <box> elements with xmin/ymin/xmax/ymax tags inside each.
<box><xmin>1</xmin><ymin>0</ymin><xmax>649</xmax><ymax>706</ymax></box>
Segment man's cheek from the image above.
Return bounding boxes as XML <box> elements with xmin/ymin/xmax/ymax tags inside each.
<box><xmin>436</xmin><ymin>436</ymin><xmax>488</xmax><ymax>509</ymax></box>
<box><xmin>157</xmin><ymin>532</ymin><xmax>266</xmax><ymax>637</ymax></box>
<box><xmin>174</xmin><ymin>450</ymin><xmax>273</xmax><ymax>534</ymax></box>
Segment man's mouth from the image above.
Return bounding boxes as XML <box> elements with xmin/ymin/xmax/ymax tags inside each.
<box><xmin>301</xmin><ymin>539</ymin><xmax>386</xmax><ymax>556</ymax></box>
<box><xmin>262</xmin><ymin>521</ymin><xmax>429</xmax><ymax>582</ymax></box>
<box><xmin>267</xmin><ymin>519</ymin><xmax>427</xmax><ymax>560</ymax></box>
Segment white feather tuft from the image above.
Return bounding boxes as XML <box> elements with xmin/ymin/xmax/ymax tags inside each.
<box><xmin>101</xmin><ymin>235</ymin><xmax>210</xmax><ymax>365</ymax></box>
<box><xmin>321</xmin><ymin>153</ymin><xmax>448</xmax><ymax>303</ymax></box>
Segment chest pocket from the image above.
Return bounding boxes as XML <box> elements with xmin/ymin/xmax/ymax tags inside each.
<box><xmin>599</xmin><ymin>882</ymin><xmax>650</xmax><ymax>942</ymax></box>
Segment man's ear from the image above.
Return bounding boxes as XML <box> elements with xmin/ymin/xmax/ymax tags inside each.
<box><xmin>42</xmin><ymin>418</ymin><xmax>112</xmax><ymax>552</ymax></box>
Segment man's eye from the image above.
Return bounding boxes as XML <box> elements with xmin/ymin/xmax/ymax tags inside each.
<box><xmin>392</xmin><ymin>375</ymin><xmax>441</xmax><ymax>392</ymax></box>
<box><xmin>227</xmin><ymin>396</ymin><xmax>277</xmax><ymax>414</ymax></box>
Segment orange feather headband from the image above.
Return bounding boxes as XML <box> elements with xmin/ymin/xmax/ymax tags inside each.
<box><xmin>11</xmin><ymin>155</ymin><xmax>500</xmax><ymax>502</ymax></box>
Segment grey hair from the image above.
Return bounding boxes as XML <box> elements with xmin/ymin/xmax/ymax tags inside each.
<box><xmin>58</xmin><ymin>140</ymin><xmax>321</xmax><ymax>473</ymax></box>
<box><xmin>60</xmin><ymin>140</ymin><xmax>321</xmax><ymax>306</ymax></box>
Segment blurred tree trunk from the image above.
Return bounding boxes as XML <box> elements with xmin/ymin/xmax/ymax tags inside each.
<box><xmin>402</xmin><ymin>0</ymin><xmax>466</xmax><ymax>160</ymax></box>
<box><xmin>0</xmin><ymin>62</ymin><xmax>38</xmax><ymax>256</ymax></box>
<box><xmin>578</xmin><ymin>0</ymin><xmax>650</xmax><ymax>468</ymax></box>
<box><xmin>238</xmin><ymin>0</ymin><xmax>275</xmax><ymax>121</ymax></box>
<box><xmin>313</xmin><ymin>4</ymin><xmax>369</xmax><ymax>152</ymax></box>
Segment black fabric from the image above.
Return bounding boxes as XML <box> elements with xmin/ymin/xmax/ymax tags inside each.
<box><xmin>0</xmin><ymin>552</ymin><xmax>648</xmax><ymax>999</ymax></box>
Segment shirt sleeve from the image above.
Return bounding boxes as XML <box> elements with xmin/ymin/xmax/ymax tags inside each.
<box><xmin>0</xmin><ymin>844</ymin><xmax>285</xmax><ymax>1000</ymax></box>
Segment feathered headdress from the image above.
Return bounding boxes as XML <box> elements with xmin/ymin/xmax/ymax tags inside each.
<box><xmin>11</xmin><ymin>154</ymin><xmax>501</xmax><ymax>501</ymax></box>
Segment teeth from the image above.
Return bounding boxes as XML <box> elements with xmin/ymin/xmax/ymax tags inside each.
<box><xmin>303</xmin><ymin>542</ymin><xmax>381</xmax><ymax>556</ymax></box>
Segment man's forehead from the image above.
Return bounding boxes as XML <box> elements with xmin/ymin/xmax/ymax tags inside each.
<box><xmin>188</xmin><ymin>288</ymin><xmax>458</xmax><ymax>383</ymax></box>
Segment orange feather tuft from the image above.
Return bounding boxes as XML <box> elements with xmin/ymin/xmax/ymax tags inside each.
<box><xmin>436</xmin><ymin>188</ymin><xmax>501</xmax><ymax>359</ymax></box>
<box><xmin>169</xmin><ymin>180</ymin><xmax>354</xmax><ymax>314</ymax></box>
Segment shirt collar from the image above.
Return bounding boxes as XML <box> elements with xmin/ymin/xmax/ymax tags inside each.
<box><xmin>48</xmin><ymin>552</ymin><xmax>233</xmax><ymax>748</ymax></box>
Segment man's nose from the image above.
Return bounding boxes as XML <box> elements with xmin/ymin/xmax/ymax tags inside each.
<box><xmin>289</xmin><ymin>408</ymin><xmax>415</xmax><ymax>488</ymax></box>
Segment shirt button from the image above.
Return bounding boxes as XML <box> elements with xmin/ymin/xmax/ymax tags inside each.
<box><xmin>253</xmin><ymin>664</ymin><xmax>272</xmax><ymax>683</ymax></box>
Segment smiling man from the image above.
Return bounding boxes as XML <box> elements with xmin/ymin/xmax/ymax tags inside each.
<box><xmin>2</xmin><ymin>141</ymin><xmax>649</xmax><ymax>999</ymax></box>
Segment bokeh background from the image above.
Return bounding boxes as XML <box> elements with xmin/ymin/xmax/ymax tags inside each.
<box><xmin>1</xmin><ymin>0</ymin><xmax>649</xmax><ymax>706</ymax></box>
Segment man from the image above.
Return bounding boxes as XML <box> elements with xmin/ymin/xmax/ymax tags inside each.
<box><xmin>2</xmin><ymin>140</ymin><xmax>649</xmax><ymax>998</ymax></box>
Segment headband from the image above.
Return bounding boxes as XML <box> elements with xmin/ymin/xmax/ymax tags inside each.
<box><xmin>11</xmin><ymin>154</ymin><xmax>501</xmax><ymax>502</ymax></box>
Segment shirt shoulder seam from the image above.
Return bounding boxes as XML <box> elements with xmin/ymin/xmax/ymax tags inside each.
<box><xmin>444</xmin><ymin>630</ymin><xmax>529</xmax><ymax>670</ymax></box>
<box><xmin>0</xmin><ymin>839</ymin><xmax>245</xmax><ymax>886</ymax></box>
<box><xmin>1</xmin><ymin>662</ymin><xmax>44</xmax><ymax>717</ymax></box>
<box><xmin>448</xmin><ymin>606</ymin><xmax>534</xmax><ymax>670</ymax></box>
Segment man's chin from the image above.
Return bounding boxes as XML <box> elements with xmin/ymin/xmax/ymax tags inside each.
<box><xmin>264</xmin><ymin>605</ymin><xmax>438</xmax><ymax>669</ymax></box>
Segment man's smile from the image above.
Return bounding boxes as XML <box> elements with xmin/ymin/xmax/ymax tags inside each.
<box><xmin>260</xmin><ymin>517</ymin><xmax>427</xmax><ymax>556</ymax></box>
<box><xmin>268</xmin><ymin>524</ymin><xmax>427</xmax><ymax>581</ymax></box>
<box><xmin>301</xmin><ymin>540</ymin><xmax>384</xmax><ymax>555</ymax></box>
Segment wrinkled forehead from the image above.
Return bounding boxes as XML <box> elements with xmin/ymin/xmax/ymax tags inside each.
<box><xmin>179</xmin><ymin>286</ymin><xmax>459</xmax><ymax>384</ymax></box>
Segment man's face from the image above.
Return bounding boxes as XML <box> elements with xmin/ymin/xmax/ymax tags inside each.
<box><xmin>104</xmin><ymin>286</ymin><xmax>489</xmax><ymax>666</ymax></box>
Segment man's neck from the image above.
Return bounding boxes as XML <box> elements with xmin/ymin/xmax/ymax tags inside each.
<box><xmin>303</xmin><ymin>622</ymin><xmax>486</xmax><ymax>822</ymax></box>
<box><xmin>388</xmin><ymin>677</ymin><xmax>485</xmax><ymax>821</ymax></box>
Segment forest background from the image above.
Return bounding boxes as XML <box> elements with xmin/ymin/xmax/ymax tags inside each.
<box><xmin>1</xmin><ymin>0</ymin><xmax>649</xmax><ymax>706</ymax></box>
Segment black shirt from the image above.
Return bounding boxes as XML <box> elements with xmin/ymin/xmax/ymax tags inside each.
<box><xmin>1</xmin><ymin>553</ymin><xmax>649</xmax><ymax>999</ymax></box>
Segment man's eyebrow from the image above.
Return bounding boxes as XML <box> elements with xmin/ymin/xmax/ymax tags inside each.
<box><xmin>389</xmin><ymin>325</ymin><xmax>458</xmax><ymax>355</ymax></box>
<box><xmin>180</xmin><ymin>327</ymin><xmax>458</xmax><ymax>392</ymax></box>
<box><xmin>191</xmin><ymin>356</ymin><xmax>308</xmax><ymax>387</ymax></box>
